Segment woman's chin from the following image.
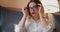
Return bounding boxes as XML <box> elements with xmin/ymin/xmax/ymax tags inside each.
<box><xmin>32</xmin><ymin>14</ymin><xmax>36</xmax><ymax>17</ymax></box>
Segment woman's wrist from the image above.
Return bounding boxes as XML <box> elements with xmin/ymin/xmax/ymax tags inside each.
<box><xmin>24</xmin><ymin>14</ymin><xmax>27</xmax><ymax>17</ymax></box>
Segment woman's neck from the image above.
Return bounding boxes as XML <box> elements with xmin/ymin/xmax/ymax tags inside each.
<box><xmin>32</xmin><ymin>15</ymin><xmax>40</xmax><ymax>21</ymax></box>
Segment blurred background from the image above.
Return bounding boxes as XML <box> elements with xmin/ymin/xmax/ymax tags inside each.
<box><xmin>0</xmin><ymin>0</ymin><xmax>60</xmax><ymax>32</ymax></box>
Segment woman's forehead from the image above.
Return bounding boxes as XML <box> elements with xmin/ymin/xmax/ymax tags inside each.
<box><xmin>29</xmin><ymin>2</ymin><xmax>37</xmax><ymax>7</ymax></box>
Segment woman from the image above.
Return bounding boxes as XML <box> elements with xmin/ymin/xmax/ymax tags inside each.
<box><xmin>15</xmin><ymin>0</ymin><xmax>55</xmax><ymax>32</ymax></box>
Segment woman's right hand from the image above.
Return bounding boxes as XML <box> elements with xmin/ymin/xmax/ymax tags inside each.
<box><xmin>22</xmin><ymin>7</ymin><xmax>28</xmax><ymax>16</ymax></box>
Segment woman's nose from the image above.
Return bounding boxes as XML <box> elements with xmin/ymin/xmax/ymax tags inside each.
<box><xmin>31</xmin><ymin>8</ymin><xmax>35</xmax><ymax>11</ymax></box>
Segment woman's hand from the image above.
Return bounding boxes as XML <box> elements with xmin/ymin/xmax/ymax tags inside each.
<box><xmin>22</xmin><ymin>7</ymin><xmax>28</xmax><ymax>16</ymax></box>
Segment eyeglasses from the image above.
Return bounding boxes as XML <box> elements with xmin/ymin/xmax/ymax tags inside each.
<box><xmin>28</xmin><ymin>5</ymin><xmax>40</xmax><ymax>11</ymax></box>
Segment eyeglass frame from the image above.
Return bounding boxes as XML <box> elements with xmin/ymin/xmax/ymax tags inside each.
<box><xmin>28</xmin><ymin>5</ymin><xmax>40</xmax><ymax>11</ymax></box>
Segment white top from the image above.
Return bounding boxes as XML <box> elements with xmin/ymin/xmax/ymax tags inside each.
<box><xmin>14</xmin><ymin>14</ymin><xmax>55</xmax><ymax>32</ymax></box>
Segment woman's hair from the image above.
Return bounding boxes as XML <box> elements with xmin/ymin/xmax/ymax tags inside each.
<box><xmin>27</xmin><ymin>0</ymin><xmax>42</xmax><ymax>5</ymax></box>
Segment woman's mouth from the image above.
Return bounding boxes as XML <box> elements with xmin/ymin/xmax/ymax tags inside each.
<box><xmin>32</xmin><ymin>12</ymin><xmax>35</xmax><ymax>14</ymax></box>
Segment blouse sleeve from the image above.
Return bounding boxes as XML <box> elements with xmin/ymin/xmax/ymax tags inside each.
<box><xmin>14</xmin><ymin>19</ymin><xmax>30</xmax><ymax>32</ymax></box>
<box><xmin>14</xmin><ymin>24</ymin><xmax>27</xmax><ymax>32</ymax></box>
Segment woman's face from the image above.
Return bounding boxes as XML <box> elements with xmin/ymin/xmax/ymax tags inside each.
<box><xmin>29</xmin><ymin>2</ymin><xmax>41</xmax><ymax>17</ymax></box>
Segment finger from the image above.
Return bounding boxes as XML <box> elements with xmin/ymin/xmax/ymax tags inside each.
<box><xmin>24</xmin><ymin>7</ymin><xmax>28</xmax><ymax>10</ymax></box>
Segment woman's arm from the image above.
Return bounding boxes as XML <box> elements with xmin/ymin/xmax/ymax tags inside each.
<box><xmin>42</xmin><ymin>19</ymin><xmax>55</xmax><ymax>32</ymax></box>
<box><xmin>18</xmin><ymin>7</ymin><xmax>28</xmax><ymax>27</ymax></box>
<box><xmin>15</xmin><ymin>7</ymin><xmax>28</xmax><ymax>32</ymax></box>
<box><xmin>41</xmin><ymin>14</ymin><xmax>55</xmax><ymax>32</ymax></box>
<box><xmin>15</xmin><ymin>15</ymin><xmax>27</xmax><ymax>32</ymax></box>
<box><xmin>18</xmin><ymin>14</ymin><xmax>27</xmax><ymax>27</ymax></box>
